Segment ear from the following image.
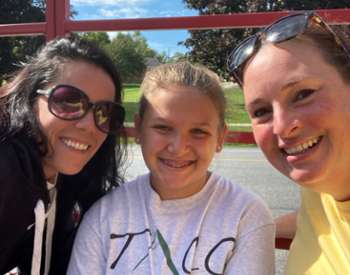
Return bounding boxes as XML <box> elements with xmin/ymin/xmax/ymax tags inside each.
<box><xmin>134</xmin><ymin>113</ymin><xmax>142</xmax><ymax>144</ymax></box>
<box><xmin>216</xmin><ymin>124</ymin><xmax>228</xmax><ymax>153</ymax></box>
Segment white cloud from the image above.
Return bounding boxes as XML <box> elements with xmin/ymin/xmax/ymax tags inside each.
<box><xmin>106</xmin><ymin>31</ymin><xmax>131</xmax><ymax>40</ymax></box>
<box><xmin>158</xmin><ymin>9</ymin><xmax>195</xmax><ymax>17</ymax></box>
<box><xmin>99</xmin><ymin>7</ymin><xmax>148</xmax><ymax>18</ymax></box>
<box><xmin>72</xmin><ymin>0</ymin><xmax>151</xmax><ymax>6</ymax></box>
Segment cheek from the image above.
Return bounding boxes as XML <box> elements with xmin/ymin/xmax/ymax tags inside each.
<box><xmin>252</xmin><ymin>126</ymin><xmax>273</xmax><ymax>154</ymax></box>
<box><xmin>35</xmin><ymin>100</ymin><xmax>61</xmax><ymax>135</ymax></box>
<box><xmin>141</xmin><ymin>130</ymin><xmax>164</xmax><ymax>145</ymax></box>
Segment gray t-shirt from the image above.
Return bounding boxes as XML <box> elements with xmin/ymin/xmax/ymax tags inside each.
<box><xmin>67</xmin><ymin>173</ymin><xmax>275</xmax><ymax>275</ymax></box>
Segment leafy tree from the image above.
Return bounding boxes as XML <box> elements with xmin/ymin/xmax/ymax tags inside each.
<box><xmin>0</xmin><ymin>0</ymin><xmax>46</xmax><ymax>82</ymax></box>
<box><xmin>182</xmin><ymin>0</ymin><xmax>350</xmax><ymax>79</ymax></box>
<box><xmin>79</xmin><ymin>32</ymin><xmax>111</xmax><ymax>47</ymax></box>
<box><xmin>155</xmin><ymin>51</ymin><xmax>186</xmax><ymax>63</ymax></box>
<box><xmin>132</xmin><ymin>31</ymin><xmax>157</xmax><ymax>59</ymax></box>
<box><xmin>79</xmin><ymin>31</ymin><xmax>160</xmax><ymax>83</ymax></box>
<box><xmin>106</xmin><ymin>32</ymin><xmax>156</xmax><ymax>83</ymax></box>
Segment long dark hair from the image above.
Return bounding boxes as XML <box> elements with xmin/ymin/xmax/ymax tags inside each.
<box><xmin>0</xmin><ymin>37</ymin><xmax>127</xmax><ymax>196</ymax></box>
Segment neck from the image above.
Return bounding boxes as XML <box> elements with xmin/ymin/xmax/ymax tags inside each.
<box><xmin>47</xmin><ymin>173</ymin><xmax>58</xmax><ymax>185</ymax></box>
<box><xmin>42</xmin><ymin>161</ymin><xmax>58</xmax><ymax>184</ymax></box>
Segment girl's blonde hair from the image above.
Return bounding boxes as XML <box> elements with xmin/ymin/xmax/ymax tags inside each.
<box><xmin>139</xmin><ymin>62</ymin><xmax>226</xmax><ymax>128</ymax></box>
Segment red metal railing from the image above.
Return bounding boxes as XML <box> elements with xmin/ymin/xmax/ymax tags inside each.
<box><xmin>2</xmin><ymin>1</ymin><xmax>350</xmax><ymax>249</ymax></box>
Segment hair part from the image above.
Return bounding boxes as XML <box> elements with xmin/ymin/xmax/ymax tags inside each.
<box><xmin>139</xmin><ymin>62</ymin><xmax>226</xmax><ymax>128</ymax></box>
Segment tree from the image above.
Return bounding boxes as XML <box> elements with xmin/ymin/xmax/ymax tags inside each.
<box><xmin>80</xmin><ymin>32</ymin><xmax>111</xmax><ymax>47</ymax></box>
<box><xmin>0</xmin><ymin>0</ymin><xmax>46</xmax><ymax>82</ymax></box>
<box><xmin>79</xmin><ymin>31</ymin><xmax>159</xmax><ymax>83</ymax></box>
<box><xmin>105</xmin><ymin>32</ymin><xmax>157</xmax><ymax>83</ymax></box>
<box><xmin>182</xmin><ymin>0</ymin><xmax>350</xmax><ymax>79</ymax></box>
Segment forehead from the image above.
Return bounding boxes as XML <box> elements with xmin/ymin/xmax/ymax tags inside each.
<box><xmin>144</xmin><ymin>85</ymin><xmax>219</xmax><ymax>122</ymax></box>
<box><xmin>243</xmin><ymin>40</ymin><xmax>338</xmax><ymax>99</ymax></box>
<box><xmin>55</xmin><ymin>60</ymin><xmax>115</xmax><ymax>101</ymax></box>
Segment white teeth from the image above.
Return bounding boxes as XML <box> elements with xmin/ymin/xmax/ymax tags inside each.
<box><xmin>284</xmin><ymin>137</ymin><xmax>320</xmax><ymax>155</ymax></box>
<box><xmin>62</xmin><ymin>138</ymin><xmax>89</xmax><ymax>151</ymax></box>
<box><xmin>162</xmin><ymin>159</ymin><xmax>193</xmax><ymax>168</ymax></box>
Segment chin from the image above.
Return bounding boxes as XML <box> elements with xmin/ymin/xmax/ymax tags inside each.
<box><xmin>59</xmin><ymin>165</ymin><xmax>86</xmax><ymax>176</ymax></box>
<box><xmin>288</xmin><ymin>169</ymin><xmax>325</xmax><ymax>188</ymax></box>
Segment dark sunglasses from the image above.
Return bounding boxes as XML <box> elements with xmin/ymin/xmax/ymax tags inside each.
<box><xmin>37</xmin><ymin>84</ymin><xmax>125</xmax><ymax>135</ymax></box>
<box><xmin>227</xmin><ymin>11</ymin><xmax>350</xmax><ymax>87</ymax></box>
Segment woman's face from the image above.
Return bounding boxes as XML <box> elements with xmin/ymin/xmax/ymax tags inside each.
<box><xmin>35</xmin><ymin>60</ymin><xmax>116</xmax><ymax>181</ymax></box>
<box><xmin>243</xmin><ymin>39</ymin><xmax>350</xmax><ymax>200</ymax></box>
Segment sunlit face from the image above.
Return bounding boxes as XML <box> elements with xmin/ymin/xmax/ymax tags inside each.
<box><xmin>35</xmin><ymin>61</ymin><xmax>115</xmax><ymax>181</ymax></box>
<box><xmin>135</xmin><ymin>85</ymin><xmax>226</xmax><ymax>200</ymax></box>
<box><xmin>243</xmin><ymin>39</ymin><xmax>350</xmax><ymax>200</ymax></box>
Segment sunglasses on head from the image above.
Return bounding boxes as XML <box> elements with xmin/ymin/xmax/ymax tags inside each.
<box><xmin>37</xmin><ymin>84</ymin><xmax>125</xmax><ymax>135</ymax></box>
<box><xmin>227</xmin><ymin>11</ymin><xmax>350</xmax><ymax>87</ymax></box>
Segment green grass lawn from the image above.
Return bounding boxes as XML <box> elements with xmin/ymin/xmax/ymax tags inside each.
<box><xmin>123</xmin><ymin>84</ymin><xmax>251</xmax><ymax>132</ymax></box>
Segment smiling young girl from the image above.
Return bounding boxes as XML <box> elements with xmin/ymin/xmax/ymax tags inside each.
<box><xmin>68</xmin><ymin>62</ymin><xmax>275</xmax><ymax>275</ymax></box>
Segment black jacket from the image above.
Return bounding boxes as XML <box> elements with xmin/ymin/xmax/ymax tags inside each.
<box><xmin>0</xmin><ymin>135</ymin><xmax>101</xmax><ymax>274</ymax></box>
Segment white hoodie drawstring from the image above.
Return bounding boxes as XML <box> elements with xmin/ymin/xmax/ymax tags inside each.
<box><xmin>31</xmin><ymin>200</ymin><xmax>45</xmax><ymax>275</ymax></box>
<box><xmin>44</xmin><ymin>189</ymin><xmax>56</xmax><ymax>275</ymax></box>
<box><xmin>31</xmin><ymin>189</ymin><xmax>57</xmax><ymax>275</ymax></box>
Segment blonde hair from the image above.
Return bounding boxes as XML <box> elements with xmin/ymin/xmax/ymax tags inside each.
<box><xmin>139</xmin><ymin>62</ymin><xmax>226</xmax><ymax>128</ymax></box>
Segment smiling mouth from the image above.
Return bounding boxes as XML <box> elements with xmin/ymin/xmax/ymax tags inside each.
<box><xmin>283</xmin><ymin>136</ymin><xmax>322</xmax><ymax>155</ymax></box>
<box><xmin>61</xmin><ymin>138</ymin><xmax>90</xmax><ymax>151</ymax></box>
<box><xmin>160</xmin><ymin>158</ymin><xmax>195</xmax><ymax>168</ymax></box>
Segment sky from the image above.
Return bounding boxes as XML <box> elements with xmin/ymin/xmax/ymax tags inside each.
<box><xmin>71</xmin><ymin>0</ymin><xmax>198</xmax><ymax>56</ymax></box>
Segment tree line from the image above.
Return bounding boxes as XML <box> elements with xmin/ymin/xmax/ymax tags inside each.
<box><xmin>1</xmin><ymin>0</ymin><xmax>350</xmax><ymax>83</ymax></box>
<box><xmin>79</xmin><ymin>31</ymin><xmax>185</xmax><ymax>83</ymax></box>
<box><xmin>182</xmin><ymin>0</ymin><xmax>350</xmax><ymax>79</ymax></box>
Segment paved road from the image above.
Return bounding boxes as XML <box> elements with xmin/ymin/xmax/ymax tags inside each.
<box><xmin>124</xmin><ymin>145</ymin><xmax>300</xmax><ymax>275</ymax></box>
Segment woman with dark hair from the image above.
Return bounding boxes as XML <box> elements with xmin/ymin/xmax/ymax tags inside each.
<box><xmin>228</xmin><ymin>11</ymin><xmax>350</xmax><ymax>274</ymax></box>
<box><xmin>0</xmin><ymin>37</ymin><xmax>126</xmax><ymax>275</ymax></box>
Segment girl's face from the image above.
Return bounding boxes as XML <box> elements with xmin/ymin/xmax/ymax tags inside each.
<box><xmin>135</xmin><ymin>85</ymin><xmax>227</xmax><ymax>200</ymax></box>
<box><xmin>35</xmin><ymin>60</ymin><xmax>115</xmax><ymax>181</ymax></box>
<box><xmin>243</xmin><ymin>40</ymin><xmax>350</xmax><ymax>200</ymax></box>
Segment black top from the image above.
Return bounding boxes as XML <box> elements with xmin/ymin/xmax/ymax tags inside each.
<box><xmin>0</xmin><ymin>135</ymin><xmax>103</xmax><ymax>274</ymax></box>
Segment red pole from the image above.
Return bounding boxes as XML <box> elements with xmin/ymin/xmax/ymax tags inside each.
<box><xmin>45</xmin><ymin>0</ymin><xmax>55</xmax><ymax>41</ymax></box>
<box><xmin>45</xmin><ymin>0</ymin><xmax>71</xmax><ymax>41</ymax></box>
<box><xmin>55</xmin><ymin>0</ymin><xmax>70</xmax><ymax>37</ymax></box>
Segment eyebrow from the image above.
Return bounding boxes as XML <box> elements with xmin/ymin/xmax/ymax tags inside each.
<box><xmin>247</xmin><ymin>78</ymin><xmax>309</xmax><ymax>107</ymax></box>
<box><xmin>282</xmin><ymin>80</ymin><xmax>303</xmax><ymax>91</ymax></box>
<box><xmin>151</xmin><ymin>117</ymin><xmax>211</xmax><ymax>127</ymax></box>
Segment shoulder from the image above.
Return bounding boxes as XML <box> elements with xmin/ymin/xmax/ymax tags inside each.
<box><xmin>0</xmin><ymin>136</ymin><xmax>46</xmax><ymax>249</ymax></box>
<box><xmin>0</xmin><ymin>135</ymin><xmax>43</xmax><ymax>180</ymax></box>
<box><xmin>103</xmin><ymin>174</ymin><xmax>149</xmax><ymax>204</ymax></box>
<box><xmin>209</xmin><ymin>173</ymin><xmax>273</xmax><ymax>226</ymax></box>
<box><xmin>300</xmin><ymin>188</ymin><xmax>322</xmax><ymax>209</ymax></box>
<box><xmin>82</xmin><ymin>174</ymin><xmax>149</xmax><ymax>222</ymax></box>
<box><xmin>210</xmin><ymin>173</ymin><xmax>264</xmax><ymax>206</ymax></box>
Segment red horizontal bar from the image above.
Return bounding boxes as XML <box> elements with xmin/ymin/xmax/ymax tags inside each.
<box><xmin>124</xmin><ymin>127</ymin><xmax>255</xmax><ymax>144</ymax></box>
<box><xmin>0</xmin><ymin>22</ymin><xmax>46</xmax><ymax>37</ymax></box>
<box><xmin>124</xmin><ymin>127</ymin><xmax>137</xmax><ymax>138</ymax></box>
<box><xmin>225</xmin><ymin>131</ymin><xmax>255</xmax><ymax>144</ymax></box>
<box><xmin>275</xmin><ymin>237</ymin><xmax>292</xmax><ymax>250</ymax></box>
<box><xmin>66</xmin><ymin>8</ymin><xmax>350</xmax><ymax>33</ymax></box>
<box><xmin>1</xmin><ymin>9</ymin><xmax>349</xmax><ymax>37</ymax></box>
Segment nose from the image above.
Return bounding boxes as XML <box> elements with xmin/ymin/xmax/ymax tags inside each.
<box><xmin>167</xmin><ymin>132</ymin><xmax>189</xmax><ymax>154</ymax></box>
<box><xmin>273</xmin><ymin>108</ymin><xmax>301</xmax><ymax>138</ymax></box>
<box><xmin>75</xmin><ymin>110</ymin><xmax>96</xmax><ymax>131</ymax></box>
